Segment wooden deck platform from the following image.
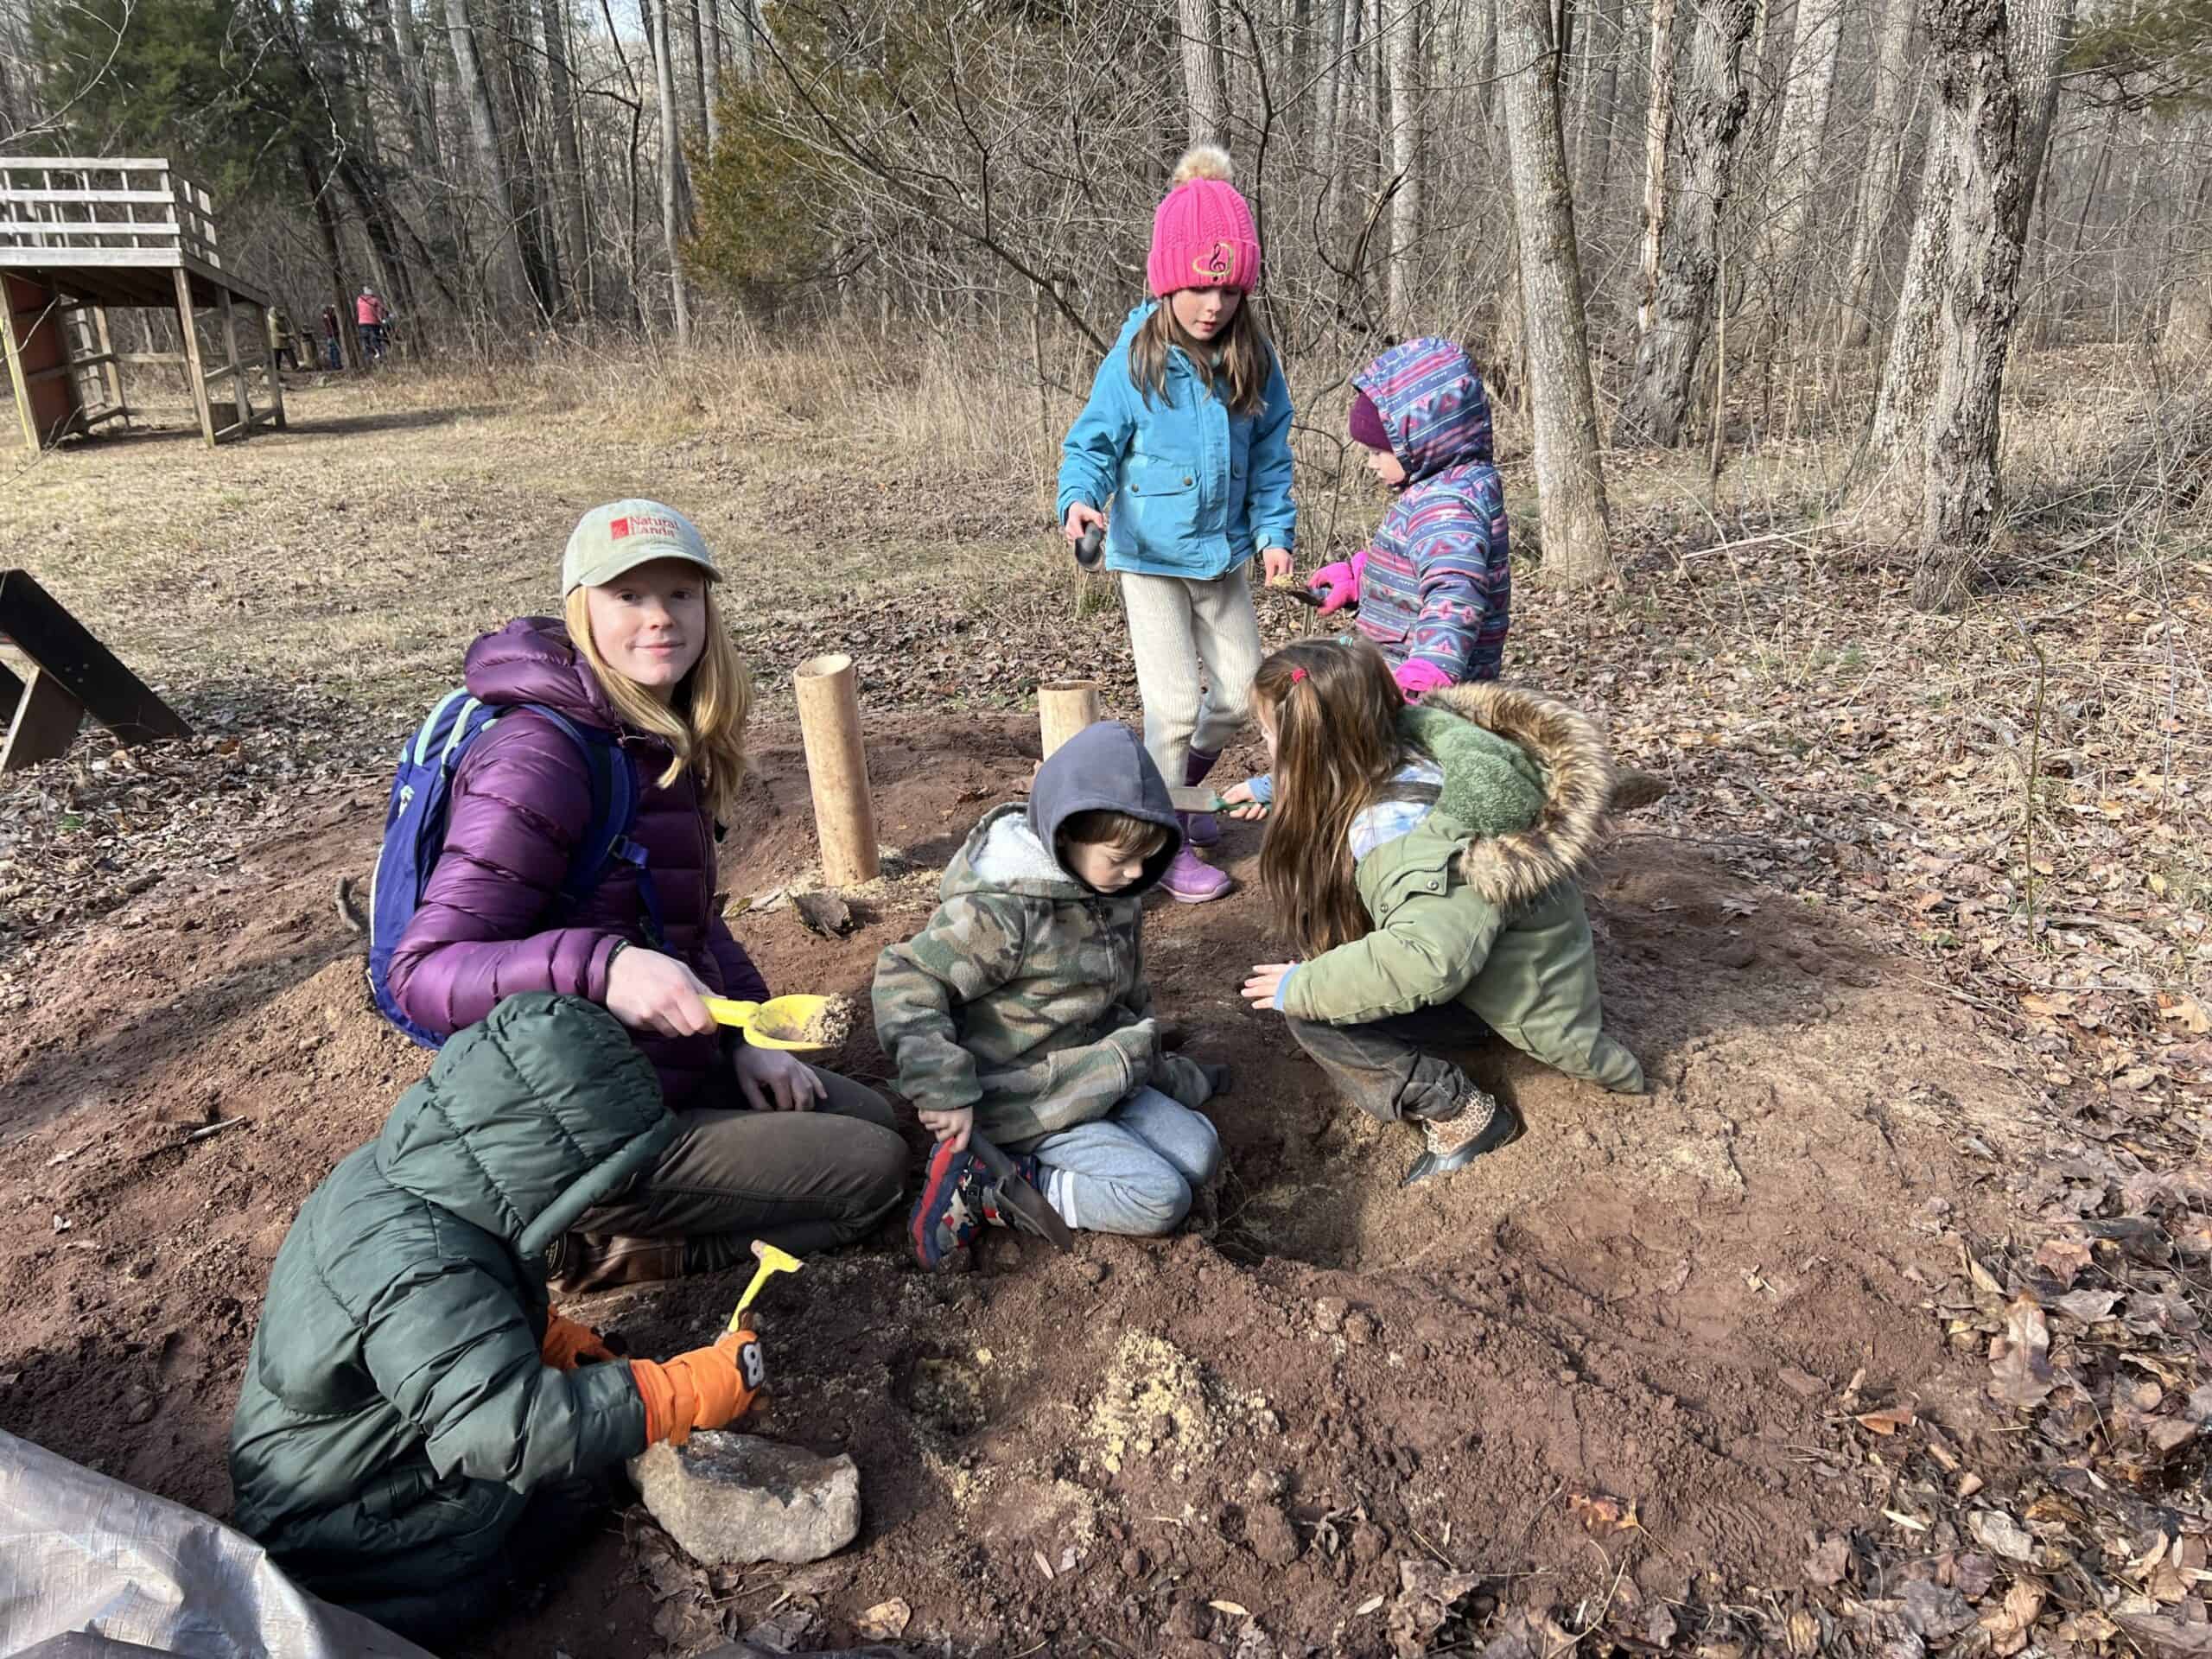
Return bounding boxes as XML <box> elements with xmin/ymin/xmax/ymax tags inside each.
<box><xmin>0</xmin><ymin>157</ymin><xmax>283</xmax><ymax>452</ymax></box>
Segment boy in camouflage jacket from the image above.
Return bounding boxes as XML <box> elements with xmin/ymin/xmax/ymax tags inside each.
<box><xmin>874</xmin><ymin>721</ymin><xmax>1224</xmax><ymax>1269</ymax></box>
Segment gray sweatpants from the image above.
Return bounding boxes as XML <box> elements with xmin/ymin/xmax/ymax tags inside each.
<box><xmin>1033</xmin><ymin>1087</ymin><xmax>1222</xmax><ymax>1236</ymax></box>
<box><xmin>1120</xmin><ymin>569</ymin><xmax>1267</xmax><ymax>782</ymax></box>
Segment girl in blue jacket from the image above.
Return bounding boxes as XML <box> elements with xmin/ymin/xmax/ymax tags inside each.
<box><xmin>1057</xmin><ymin>146</ymin><xmax>1297</xmax><ymax>904</ymax></box>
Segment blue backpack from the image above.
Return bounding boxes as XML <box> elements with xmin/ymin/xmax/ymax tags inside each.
<box><xmin>365</xmin><ymin>690</ymin><xmax>663</xmax><ymax>1048</ymax></box>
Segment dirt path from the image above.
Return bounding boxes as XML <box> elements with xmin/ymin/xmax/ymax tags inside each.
<box><xmin>0</xmin><ymin>712</ymin><xmax>2036</xmax><ymax>1656</ymax></box>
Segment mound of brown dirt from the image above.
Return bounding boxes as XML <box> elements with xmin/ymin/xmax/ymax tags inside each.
<box><xmin>0</xmin><ymin>715</ymin><xmax>2039</xmax><ymax>1657</ymax></box>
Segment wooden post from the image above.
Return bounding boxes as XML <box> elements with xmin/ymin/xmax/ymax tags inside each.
<box><xmin>91</xmin><ymin>306</ymin><xmax>124</xmax><ymax>419</ymax></box>
<box><xmin>1038</xmin><ymin>680</ymin><xmax>1102</xmax><ymax>760</ymax></box>
<box><xmin>1</xmin><ymin>664</ymin><xmax>87</xmax><ymax>772</ymax></box>
<box><xmin>172</xmin><ymin>270</ymin><xmax>216</xmax><ymax>448</ymax></box>
<box><xmin>1</xmin><ymin>283</ymin><xmax>35</xmax><ymax>454</ymax></box>
<box><xmin>217</xmin><ymin>283</ymin><xmax>251</xmax><ymax>432</ymax></box>
<box><xmin>792</xmin><ymin>652</ymin><xmax>880</xmax><ymax>888</ymax></box>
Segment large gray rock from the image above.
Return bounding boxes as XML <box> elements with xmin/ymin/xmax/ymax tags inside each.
<box><xmin>629</xmin><ymin>1432</ymin><xmax>861</xmax><ymax>1566</ymax></box>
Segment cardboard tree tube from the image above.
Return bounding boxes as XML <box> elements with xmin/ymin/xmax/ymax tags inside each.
<box><xmin>1038</xmin><ymin>680</ymin><xmax>1102</xmax><ymax>760</ymax></box>
<box><xmin>793</xmin><ymin>652</ymin><xmax>880</xmax><ymax>888</ymax></box>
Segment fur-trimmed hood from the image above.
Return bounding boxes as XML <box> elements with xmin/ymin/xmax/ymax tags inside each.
<box><xmin>1411</xmin><ymin>683</ymin><xmax>1616</xmax><ymax>910</ymax></box>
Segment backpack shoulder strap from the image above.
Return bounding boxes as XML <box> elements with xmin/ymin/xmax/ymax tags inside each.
<box><xmin>505</xmin><ymin>704</ymin><xmax>667</xmax><ymax>949</ymax></box>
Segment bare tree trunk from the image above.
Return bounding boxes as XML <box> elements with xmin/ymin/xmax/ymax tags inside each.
<box><xmin>1855</xmin><ymin>0</ymin><xmax>2073</xmax><ymax>514</ymax></box>
<box><xmin>1636</xmin><ymin>0</ymin><xmax>1679</xmax><ymax>334</ymax></box>
<box><xmin>1621</xmin><ymin>0</ymin><xmax>1755</xmax><ymax>445</ymax></box>
<box><xmin>374</xmin><ymin>0</ymin><xmax>439</xmax><ymax>168</ymax></box>
<box><xmin>1840</xmin><ymin>0</ymin><xmax>1920</xmax><ymax>346</ymax></box>
<box><xmin>728</xmin><ymin>0</ymin><xmax>756</xmax><ymax>78</ymax></box>
<box><xmin>1859</xmin><ymin>121</ymin><xmax>1957</xmax><ymax>499</ymax></box>
<box><xmin>705</xmin><ymin>0</ymin><xmax>727</xmax><ymax>124</ymax></box>
<box><xmin>1498</xmin><ymin>0</ymin><xmax>1612</xmax><ymax>584</ymax></box>
<box><xmin>299</xmin><ymin>143</ymin><xmax>361</xmax><ymax>369</ymax></box>
<box><xmin>1308</xmin><ymin>0</ymin><xmax>1344</xmax><ymax>178</ymax></box>
<box><xmin>442</xmin><ymin>0</ymin><xmax>534</xmax><ymax>317</ymax></box>
<box><xmin>1388</xmin><ymin>0</ymin><xmax>1426</xmax><ymax>329</ymax></box>
<box><xmin>1325</xmin><ymin>0</ymin><xmax>1363</xmax><ymax>235</ymax></box>
<box><xmin>652</xmin><ymin>0</ymin><xmax>692</xmax><ymax>346</ymax></box>
<box><xmin>2005</xmin><ymin>0</ymin><xmax>2076</xmax><ymax>242</ymax></box>
<box><xmin>1179</xmin><ymin>0</ymin><xmax>1233</xmax><ymax>148</ymax></box>
<box><xmin>2166</xmin><ymin>252</ymin><xmax>2212</xmax><ymax>363</ymax></box>
<box><xmin>690</xmin><ymin>0</ymin><xmax>717</xmax><ymax>151</ymax></box>
<box><xmin>1576</xmin><ymin>0</ymin><xmax>1624</xmax><ymax>205</ymax></box>
<box><xmin>1915</xmin><ymin>0</ymin><xmax>2030</xmax><ymax>610</ymax></box>
<box><xmin>542</xmin><ymin>0</ymin><xmax>591</xmax><ymax>318</ymax></box>
<box><xmin>1755</xmin><ymin>0</ymin><xmax>1847</xmax><ymax>292</ymax></box>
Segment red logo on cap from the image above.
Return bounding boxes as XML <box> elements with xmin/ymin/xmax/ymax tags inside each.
<box><xmin>610</xmin><ymin>516</ymin><xmax>632</xmax><ymax>539</ymax></box>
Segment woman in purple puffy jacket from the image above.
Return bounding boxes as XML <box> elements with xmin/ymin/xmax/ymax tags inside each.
<box><xmin>388</xmin><ymin>499</ymin><xmax>906</xmax><ymax>1292</ymax></box>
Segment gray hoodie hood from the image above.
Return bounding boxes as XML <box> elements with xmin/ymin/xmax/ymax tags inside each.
<box><xmin>1023</xmin><ymin>720</ymin><xmax>1183</xmax><ymax>896</ymax></box>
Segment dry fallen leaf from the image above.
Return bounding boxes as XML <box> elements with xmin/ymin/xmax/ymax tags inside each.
<box><xmin>2055</xmin><ymin>1288</ymin><xmax>2122</xmax><ymax>1324</ymax></box>
<box><xmin>1854</xmin><ymin>1406</ymin><xmax>1917</xmax><ymax>1435</ymax></box>
<box><xmin>2158</xmin><ymin>993</ymin><xmax>2209</xmax><ymax>1034</ymax></box>
<box><xmin>2116</xmin><ymin>1611</ymin><xmax>2212</xmax><ymax>1656</ymax></box>
<box><xmin>1354</xmin><ymin>1595</ymin><xmax>1385</xmax><ymax>1617</ymax></box>
<box><xmin>1805</xmin><ymin>1534</ymin><xmax>1851</xmax><ymax>1586</ymax></box>
<box><xmin>1033</xmin><ymin>1548</ymin><xmax>1053</xmax><ymax>1580</ymax></box>
<box><xmin>1968</xmin><ymin>1510</ymin><xmax>2037</xmax><ymax>1564</ymax></box>
<box><xmin>1209</xmin><ymin>1599</ymin><xmax>1253</xmax><ymax>1618</ymax></box>
<box><xmin>1569</xmin><ymin>1491</ymin><xmax>1640</xmax><ymax>1534</ymax></box>
<box><xmin>1988</xmin><ymin>1294</ymin><xmax>2056</xmax><ymax>1410</ymax></box>
<box><xmin>1978</xmin><ymin>1580</ymin><xmax>2044</xmax><ymax>1658</ymax></box>
<box><xmin>855</xmin><ymin>1599</ymin><xmax>912</xmax><ymax>1640</ymax></box>
<box><xmin>2032</xmin><ymin>1235</ymin><xmax>2093</xmax><ymax>1285</ymax></box>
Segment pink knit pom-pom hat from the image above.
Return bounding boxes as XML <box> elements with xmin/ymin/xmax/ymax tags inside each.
<box><xmin>1147</xmin><ymin>146</ymin><xmax>1262</xmax><ymax>298</ymax></box>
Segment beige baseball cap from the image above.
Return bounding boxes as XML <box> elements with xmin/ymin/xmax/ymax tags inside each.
<box><xmin>562</xmin><ymin>499</ymin><xmax>721</xmax><ymax>594</ymax></box>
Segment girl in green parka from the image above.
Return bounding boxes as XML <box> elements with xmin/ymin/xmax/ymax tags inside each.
<box><xmin>1230</xmin><ymin>639</ymin><xmax>1646</xmax><ymax>1187</ymax></box>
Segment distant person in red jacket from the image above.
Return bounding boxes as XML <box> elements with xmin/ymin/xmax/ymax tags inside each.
<box><xmin>355</xmin><ymin>286</ymin><xmax>389</xmax><ymax>363</ymax></box>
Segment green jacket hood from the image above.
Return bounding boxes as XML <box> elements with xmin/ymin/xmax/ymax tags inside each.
<box><xmin>376</xmin><ymin>993</ymin><xmax>676</xmax><ymax>1258</ymax></box>
<box><xmin>1406</xmin><ymin>683</ymin><xmax>1618</xmax><ymax>910</ymax></box>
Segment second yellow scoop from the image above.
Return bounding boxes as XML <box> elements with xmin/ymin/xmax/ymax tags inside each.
<box><xmin>703</xmin><ymin>994</ymin><xmax>834</xmax><ymax>1050</ymax></box>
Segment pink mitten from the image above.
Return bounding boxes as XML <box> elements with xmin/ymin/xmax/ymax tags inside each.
<box><xmin>1313</xmin><ymin>550</ymin><xmax>1368</xmax><ymax>615</ymax></box>
<box><xmin>1394</xmin><ymin>658</ymin><xmax>1454</xmax><ymax>702</ymax></box>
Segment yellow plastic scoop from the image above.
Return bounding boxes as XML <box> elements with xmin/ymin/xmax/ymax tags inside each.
<box><xmin>728</xmin><ymin>1241</ymin><xmax>803</xmax><ymax>1333</ymax></box>
<box><xmin>703</xmin><ymin>994</ymin><xmax>835</xmax><ymax>1050</ymax></box>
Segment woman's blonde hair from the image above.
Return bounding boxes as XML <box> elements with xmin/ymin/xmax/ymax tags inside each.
<box><xmin>563</xmin><ymin>584</ymin><xmax>752</xmax><ymax>822</ymax></box>
<box><xmin>1127</xmin><ymin>297</ymin><xmax>1274</xmax><ymax>422</ymax></box>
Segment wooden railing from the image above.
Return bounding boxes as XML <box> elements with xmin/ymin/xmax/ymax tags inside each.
<box><xmin>0</xmin><ymin>157</ymin><xmax>223</xmax><ymax>271</ymax></box>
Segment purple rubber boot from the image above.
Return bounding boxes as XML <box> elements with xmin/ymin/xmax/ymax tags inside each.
<box><xmin>1183</xmin><ymin>748</ymin><xmax>1222</xmax><ymax>848</ymax></box>
<box><xmin>1161</xmin><ymin>835</ymin><xmax>1232</xmax><ymax>903</ymax></box>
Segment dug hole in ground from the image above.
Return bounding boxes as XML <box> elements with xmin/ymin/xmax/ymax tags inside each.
<box><xmin>0</xmin><ymin>362</ymin><xmax>2206</xmax><ymax>1659</ymax></box>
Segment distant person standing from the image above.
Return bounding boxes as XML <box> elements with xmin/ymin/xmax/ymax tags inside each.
<box><xmin>356</xmin><ymin>285</ymin><xmax>389</xmax><ymax>363</ymax></box>
<box><xmin>321</xmin><ymin>304</ymin><xmax>342</xmax><ymax>370</ymax></box>
<box><xmin>265</xmin><ymin>305</ymin><xmax>297</xmax><ymax>372</ymax></box>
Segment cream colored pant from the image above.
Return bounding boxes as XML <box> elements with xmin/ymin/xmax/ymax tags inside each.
<box><xmin>1119</xmin><ymin>569</ymin><xmax>1265</xmax><ymax>780</ymax></box>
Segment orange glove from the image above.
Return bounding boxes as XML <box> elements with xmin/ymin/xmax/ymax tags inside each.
<box><xmin>541</xmin><ymin>1313</ymin><xmax>617</xmax><ymax>1371</ymax></box>
<box><xmin>630</xmin><ymin>1331</ymin><xmax>765</xmax><ymax>1446</ymax></box>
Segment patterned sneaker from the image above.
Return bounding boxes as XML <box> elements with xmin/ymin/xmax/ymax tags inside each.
<box><xmin>1160</xmin><ymin>844</ymin><xmax>1232</xmax><ymax>904</ymax></box>
<box><xmin>909</xmin><ymin>1141</ymin><xmax>1051</xmax><ymax>1270</ymax></box>
<box><xmin>1401</xmin><ymin>1090</ymin><xmax>1523</xmax><ymax>1187</ymax></box>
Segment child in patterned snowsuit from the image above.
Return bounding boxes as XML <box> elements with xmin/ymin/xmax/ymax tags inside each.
<box><xmin>1312</xmin><ymin>338</ymin><xmax>1510</xmax><ymax>701</ymax></box>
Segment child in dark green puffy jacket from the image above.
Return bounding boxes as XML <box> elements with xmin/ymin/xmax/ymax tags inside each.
<box><xmin>229</xmin><ymin>995</ymin><xmax>761</xmax><ymax>1642</ymax></box>
<box><xmin>1230</xmin><ymin>639</ymin><xmax>1646</xmax><ymax>1187</ymax></box>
